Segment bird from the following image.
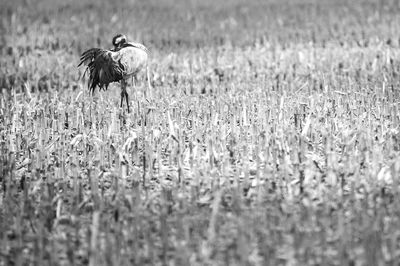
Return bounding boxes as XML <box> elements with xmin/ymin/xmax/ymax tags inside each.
<box><xmin>78</xmin><ymin>34</ymin><xmax>150</xmax><ymax>112</ymax></box>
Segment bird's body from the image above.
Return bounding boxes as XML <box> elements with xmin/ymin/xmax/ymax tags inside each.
<box><xmin>78</xmin><ymin>34</ymin><xmax>150</xmax><ymax>112</ymax></box>
<box><xmin>118</xmin><ymin>43</ymin><xmax>148</xmax><ymax>78</ymax></box>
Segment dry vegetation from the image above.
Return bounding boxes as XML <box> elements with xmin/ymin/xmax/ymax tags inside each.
<box><xmin>1</xmin><ymin>0</ymin><xmax>400</xmax><ymax>265</ymax></box>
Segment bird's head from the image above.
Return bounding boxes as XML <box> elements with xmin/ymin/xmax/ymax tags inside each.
<box><xmin>112</xmin><ymin>34</ymin><xmax>127</xmax><ymax>49</ymax></box>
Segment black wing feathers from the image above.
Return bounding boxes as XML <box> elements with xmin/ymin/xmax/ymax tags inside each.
<box><xmin>78</xmin><ymin>48</ymin><xmax>103</xmax><ymax>67</ymax></box>
<box><xmin>78</xmin><ymin>48</ymin><xmax>124</xmax><ymax>93</ymax></box>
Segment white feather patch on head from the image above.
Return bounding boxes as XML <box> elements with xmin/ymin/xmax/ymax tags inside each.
<box><xmin>115</xmin><ymin>36</ymin><xmax>123</xmax><ymax>44</ymax></box>
<box><xmin>114</xmin><ymin>35</ymin><xmax>127</xmax><ymax>45</ymax></box>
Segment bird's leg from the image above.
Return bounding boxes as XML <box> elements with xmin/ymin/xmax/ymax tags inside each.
<box><xmin>133</xmin><ymin>75</ymin><xmax>138</xmax><ymax>86</ymax></box>
<box><xmin>125</xmin><ymin>90</ymin><xmax>130</xmax><ymax>113</ymax></box>
<box><xmin>131</xmin><ymin>75</ymin><xmax>136</xmax><ymax>87</ymax></box>
<box><xmin>120</xmin><ymin>80</ymin><xmax>126</xmax><ymax>109</ymax></box>
<box><xmin>146</xmin><ymin>66</ymin><xmax>152</xmax><ymax>99</ymax></box>
<box><xmin>120</xmin><ymin>79</ymin><xmax>130</xmax><ymax>113</ymax></box>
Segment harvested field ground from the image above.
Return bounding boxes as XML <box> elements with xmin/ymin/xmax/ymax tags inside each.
<box><xmin>1</xmin><ymin>0</ymin><xmax>400</xmax><ymax>265</ymax></box>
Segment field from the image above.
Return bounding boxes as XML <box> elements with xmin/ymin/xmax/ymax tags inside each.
<box><xmin>1</xmin><ymin>0</ymin><xmax>400</xmax><ymax>265</ymax></box>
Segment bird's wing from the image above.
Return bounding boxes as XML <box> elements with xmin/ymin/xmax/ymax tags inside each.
<box><xmin>79</xmin><ymin>48</ymin><xmax>125</xmax><ymax>92</ymax></box>
<box><xmin>78</xmin><ymin>48</ymin><xmax>103</xmax><ymax>67</ymax></box>
<box><xmin>78</xmin><ymin>48</ymin><xmax>102</xmax><ymax>82</ymax></box>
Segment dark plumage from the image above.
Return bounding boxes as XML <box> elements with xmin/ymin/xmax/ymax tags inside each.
<box><xmin>78</xmin><ymin>48</ymin><xmax>124</xmax><ymax>93</ymax></box>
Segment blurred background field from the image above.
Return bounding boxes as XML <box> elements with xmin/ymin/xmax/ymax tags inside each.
<box><xmin>2</xmin><ymin>0</ymin><xmax>400</xmax><ymax>265</ymax></box>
